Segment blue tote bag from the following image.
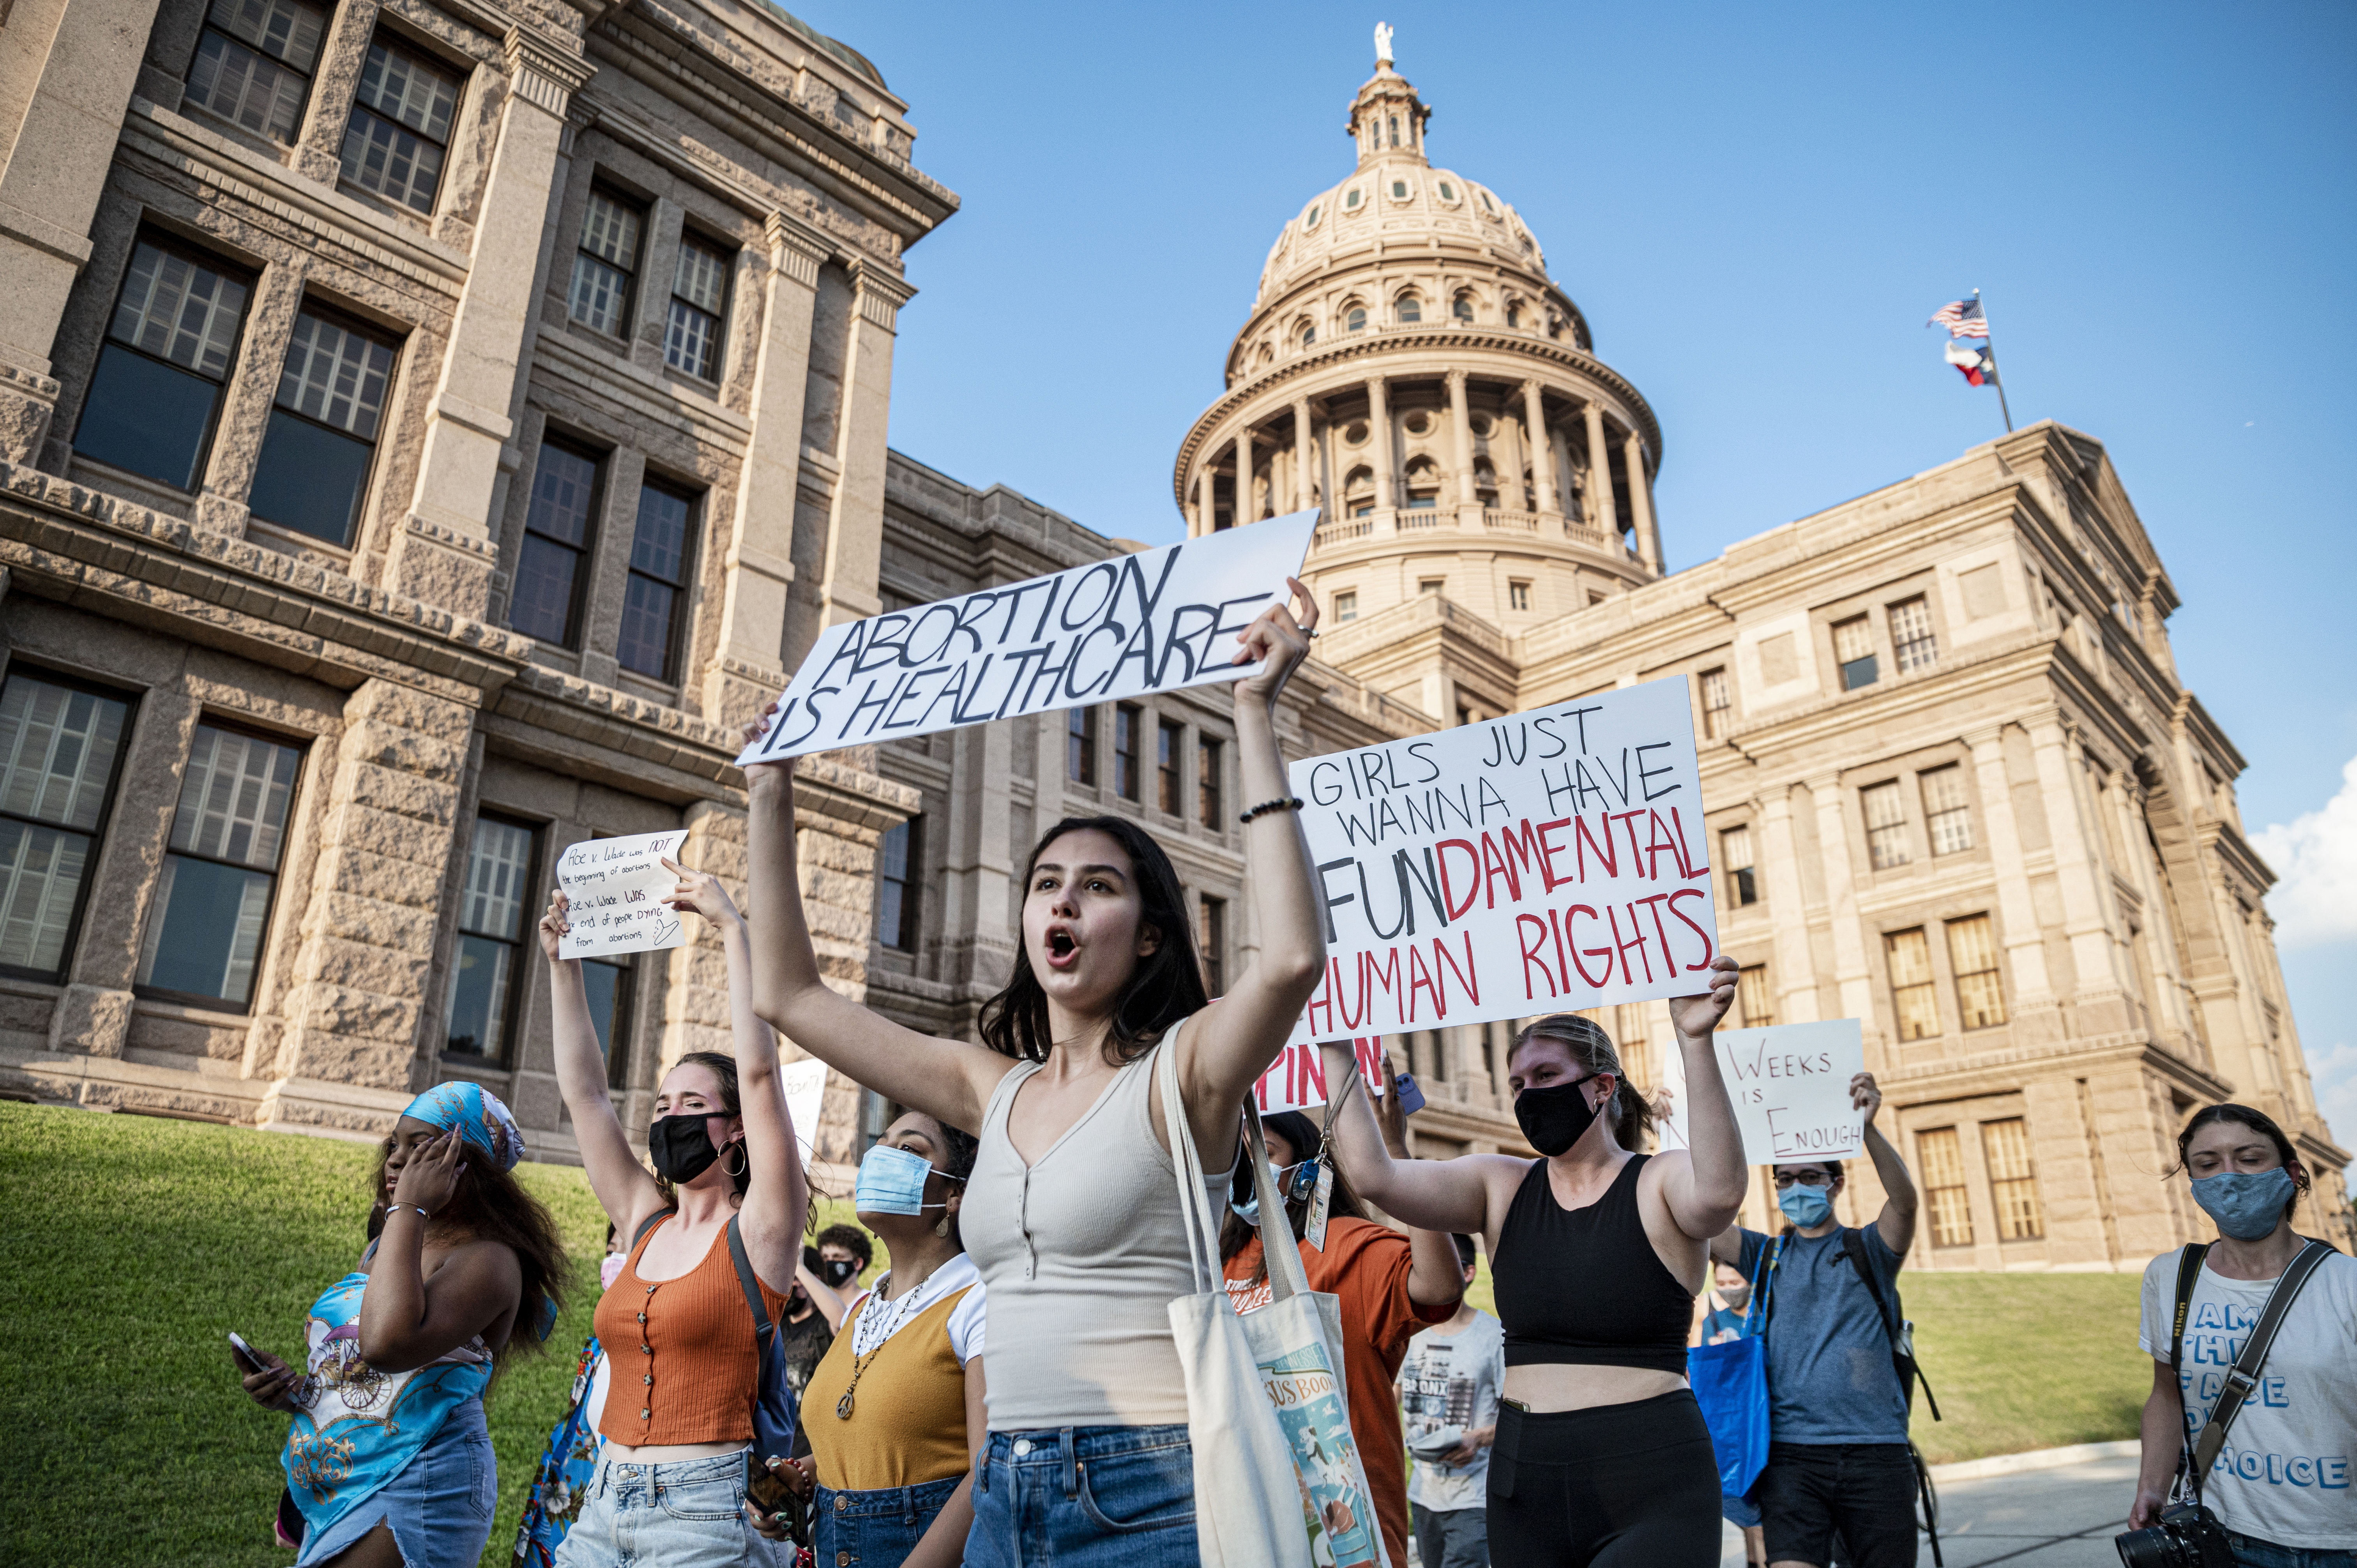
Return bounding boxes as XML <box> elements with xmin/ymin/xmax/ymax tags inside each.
<box><xmin>1686</xmin><ymin>1242</ymin><xmax>1774</xmax><ymax>1498</ymax></box>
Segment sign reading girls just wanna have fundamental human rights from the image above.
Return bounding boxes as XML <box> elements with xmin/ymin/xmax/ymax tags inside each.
<box><xmin>734</xmin><ymin>512</ymin><xmax>1319</xmax><ymax>764</ymax></box>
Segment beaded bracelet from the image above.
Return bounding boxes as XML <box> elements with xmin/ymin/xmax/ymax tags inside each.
<box><xmin>1237</xmin><ymin>796</ymin><xmax>1305</xmax><ymax>825</ymax></box>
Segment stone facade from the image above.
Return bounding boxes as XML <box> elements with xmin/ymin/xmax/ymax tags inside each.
<box><xmin>1172</xmin><ymin>53</ymin><xmax>2351</xmax><ymax>1263</ymax></box>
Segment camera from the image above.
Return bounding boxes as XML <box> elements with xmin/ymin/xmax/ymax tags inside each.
<box><xmin>2114</xmin><ymin>1503</ymin><xmax>2234</xmax><ymax>1568</ymax></box>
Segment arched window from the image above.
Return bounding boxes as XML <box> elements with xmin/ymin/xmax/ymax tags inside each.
<box><xmin>1453</xmin><ymin>294</ymin><xmax>1476</xmax><ymax>323</ymax></box>
<box><xmin>1346</xmin><ymin>306</ymin><xmax>1367</xmax><ymax>333</ymax></box>
<box><xmin>1474</xmin><ymin>459</ymin><xmax>1499</xmax><ymax>503</ymax></box>
<box><xmin>1299</xmin><ymin>323</ymin><xmax>1316</xmax><ymax>348</ymax></box>
<box><xmin>1403</xmin><ymin>457</ymin><xmax>1440</xmax><ymax>509</ymax></box>
<box><xmin>1343</xmin><ymin>464</ymin><xmax>1375</xmax><ymax>518</ymax></box>
<box><xmin>1388</xmin><ymin>115</ymin><xmax>1399</xmax><ymax>147</ymax></box>
<box><xmin>1396</xmin><ymin>295</ymin><xmax>1421</xmax><ymax>324</ymax></box>
<box><xmin>1255</xmin><ymin>344</ymin><xmax>1273</xmax><ymax>369</ymax></box>
<box><xmin>1505</xmin><ymin>302</ymin><xmax>1522</xmax><ymax>328</ymax></box>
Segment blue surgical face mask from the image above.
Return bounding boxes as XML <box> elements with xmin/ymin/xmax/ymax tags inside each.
<box><xmin>2191</xmin><ymin>1168</ymin><xmax>2295</xmax><ymax>1242</ymax></box>
<box><xmin>855</xmin><ymin>1143</ymin><xmax>949</xmax><ymax>1217</ymax></box>
<box><xmin>1231</xmin><ymin>1160</ymin><xmax>1309</xmax><ymax>1223</ymax></box>
<box><xmin>1777</xmin><ymin>1185</ymin><xmax>1834</xmax><ymax>1229</ymax></box>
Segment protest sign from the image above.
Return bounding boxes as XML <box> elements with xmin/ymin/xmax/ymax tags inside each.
<box><xmin>781</xmin><ymin>1057</ymin><xmax>829</xmax><ymax>1169</ymax></box>
<box><xmin>735</xmin><ymin>511</ymin><xmax>1320</xmax><ymax>765</ymax></box>
<box><xmin>1252</xmin><ymin>1035</ymin><xmax>1392</xmax><ymax>1116</ymax></box>
<box><xmin>1658</xmin><ymin>1019</ymin><xmax>1865</xmax><ymax>1164</ymax></box>
<box><xmin>1286</xmin><ymin>676</ymin><xmax>1717</xmax><ymax>1045</ymax></box>
<box><xmin>556</xmin><ymin>830</ymin><xmax>691</xmax><ymax>959</ymax></box>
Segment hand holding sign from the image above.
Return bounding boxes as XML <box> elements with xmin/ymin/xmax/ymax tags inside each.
<box><xmin>553</xmin><ymin>830</ymin><xmax>695</xmax><ymax>959</ymax></box>
<box><xmin>1659</xmin><ymin>1019</ymin><xmax>1868</xmax><ymax>1164</ymax></box>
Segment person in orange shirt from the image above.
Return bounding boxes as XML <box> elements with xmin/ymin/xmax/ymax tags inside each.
<box><xmin>1220</xmin><ymin>1084</ymin><xmax>1466</xmax><ymax>1568</ymax></box>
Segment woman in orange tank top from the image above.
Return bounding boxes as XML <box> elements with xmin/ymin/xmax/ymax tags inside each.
<box><xmin>539</xmin><ymin>858</ymin><xmax>827</xmax><ymax>1568</ymax></box>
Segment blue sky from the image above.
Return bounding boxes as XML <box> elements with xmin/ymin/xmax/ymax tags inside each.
<box><xmin>800</xmin><ymin>0</ymin><xmax>2357</xmax><ymax>1132</ymax></box>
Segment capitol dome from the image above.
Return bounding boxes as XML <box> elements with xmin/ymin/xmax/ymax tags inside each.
<box><xmin>1172</xmin><ymin>33</ymin><xmax>1666</xmax><ymax>726</ymax></box>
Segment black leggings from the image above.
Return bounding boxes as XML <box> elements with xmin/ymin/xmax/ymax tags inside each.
<box><xmin>1486</xmin><ymin>1389</ymin><xmax>1724</xmax><ymax>1568</ymax></box>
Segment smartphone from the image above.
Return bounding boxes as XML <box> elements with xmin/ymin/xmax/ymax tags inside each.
<box><xmin>1393</xmin><ymin>1072</ymin><xmax>1428</xmax><ymax>1116</ymax></box>
<box><xmin>228</xmin><ymin>1331</ymin><xmax>265</xmax><ymax>1373</ymax></box>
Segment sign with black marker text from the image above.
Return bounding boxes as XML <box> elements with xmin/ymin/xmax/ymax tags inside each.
<box><xmin>1286</xmin><ymin>677</ymin><xmax>1717</xmax><ymax>1045</ymax></box>
<box><xmin>735</xmin><ymin>512</ymin><xmax>1319</xmax><ymax>764</ymax></box>
<box><xmin>1658</xmin><ymin>1019</ymin><xmax>1866</xmax><ymax>1164</ymax></box>
<box><xmin>556</xmin><ymin>831</ymin><xmax>690</xmax><ymax>959</ymax></box>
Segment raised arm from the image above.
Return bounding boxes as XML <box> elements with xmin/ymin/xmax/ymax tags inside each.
<box><xmin>358</xmin><ymin>1133</ymin><xmax>524</xmax><ymax>1370</ymax></box>
<box><xmin>1853</xmin><ymin>1073</ymin><xmax>1918</xmax><ymax>1257</ymax></box>
<box><xmin>741</xmin><ymin>758</ymin><xmax>1009</xmax><ymax>1136</ymax></box>
<box><xmin>1651</xmin><ymin>954</ymin><xmax>1748</xmax><ymax>1241</ymax></box>
<box><xmin>1171</xmin><ymin>579</ymin><xmax>1328</xmax><ymax>1152</ymax></box>
<box><xmin>1375</xmin><ymin>1054</ymin><xmax>1474</xmax><ymax>1310</ymax></box>
<box><xmin>1315</xmin><ymin>1041</ymin><xmax>1516</xmax><ymax>1240</ymax></box>
<box><xmin>541</xmin><ymin>893</ymin><xmax>668</xmax><ymax>1241</ymax></box>
<box><xmin>663</xmin><ymin>860</ymin><xmax>807</xmax><ymax>1289</ymax></box>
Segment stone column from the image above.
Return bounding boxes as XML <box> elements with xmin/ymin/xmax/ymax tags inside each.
<box><xmin>1292</xmin><ymin>398</ymin><xmax>1316</xmax><ymax>513</ymax></box>
<box><xmin>1804</xmin><ymin>772</ymin><xmax>1876</xmax><ymax>1038</ymax></box>
<box><xmin>1583</xmin><ymin>402</ymin><xmax>1618</xmax><ymax>540</ymax></box>
<box><xmin>816</xmin><ymin>261</ymin><xmax>917</xmax><ymax>630</ymax></box>
<box><xmin>1446</xmin><ymin>370</ymin><xmax>1477</xmax><ymax>516</ymax></box>
<box><xmin>1233</xmin><ymin>426</ymin><xmax>1254</xmax><ymax>524</ymax></box>
<box><xmin>1626</xmin><ymin>431</ymin><xmax>1662</xmax><ymax>572</ymax></box>
<box><xmin>1194</xmin><ymin>463</ymin><xmax>1214</xmax><ymax>535</ymax></box>
<box><xmin>940</xmin><ymin>720</ymin><xmax>1017</xmax><ymax>991</ymax></box>
<box><xmin>1522</xmin><ymin>381</ymin><xmax>1558</xmax><ymax>516</ymax></box>
<box><xmin>701</xmin><ymin>214</ymin><xmax>829</xmax><ymax>727</ymax></box>
<box><xmin>2026</xmin><ymin>710</ymin><xmax>2133</xmax><ymax>1026</ymax></box>
<box><xmin>1756</xmin><ymin>787</ymin><xmax>1818</xmax><ymax>1024</ymax></box>
<box><xmin>391</xmin><ymin>28</ymin><xmax>594</xmax><ymax>618</ymax></box>
<box><xmin>1368</xmin><ymin>377</ymin><xmax>1396</xmax><ymax>510</ymax></box>
<box><xmin>1963</xmin><ymin>725</ymin><xmax>2057</xmax><ymax>1032</ymax></box>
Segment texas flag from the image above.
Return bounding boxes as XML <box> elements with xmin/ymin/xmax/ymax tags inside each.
<box><xmin>1945</xmin><ymin>339</ymin><xmax>1999</xmax><ymax>387</ymax></box>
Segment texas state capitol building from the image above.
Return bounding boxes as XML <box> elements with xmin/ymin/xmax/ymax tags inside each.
<box><xmin>0</xmin><ymin>5</ymin><xmax>2341</xmax><ymax>1265</ymax></box>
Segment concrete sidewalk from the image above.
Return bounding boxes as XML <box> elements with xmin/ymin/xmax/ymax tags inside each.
<box><xmin>1719</xmin><ymin>1448</ymin><xmax>2142</xmax><ymax>1567</ymax></box>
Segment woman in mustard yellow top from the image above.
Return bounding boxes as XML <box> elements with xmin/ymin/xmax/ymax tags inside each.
<box><xmin>760</xmin><ymin>1109</ymin><xmax>987</xmax><ymax>1568</ymax></box>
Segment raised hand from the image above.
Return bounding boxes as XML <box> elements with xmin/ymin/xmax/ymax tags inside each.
<box><xmin>1850</xmin><ymin>1070</ymin><xmax>1883</xmax><ymax>1129</ymax></box>
<box><xmin>390</xmin><ymin>1129</ymin><xmax>467</xmax><ymax>1216</ymax></box>
<box><xmin>1233</xmin><ymin>575</ymin><xmax>1319</xmax><ymax>710</ymax></box>
<box><xmin>739</xmin><ymin>700</ymin><xmax>795</xmax><ymax>789</ymax></box>
<box><xmin>537</xmin><ymin>890</ymin><xmax>571</xmax><ymax>963</ymax></box>
<box><xmin>1666</xmin><ymin>953</ymin><xmax>1740</xmax><ymax>1041</ymax></box>
<box><xmin>661</xmin><ymin>858</ymin><xmax>744</xmax><ymax>928</ymax></box>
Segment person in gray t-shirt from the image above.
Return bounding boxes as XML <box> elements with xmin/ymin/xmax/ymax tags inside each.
<box><xmin>1397</xmin><ymin>1236</ymin><xmax>1504</xmax><ymax>1568</ymax></box>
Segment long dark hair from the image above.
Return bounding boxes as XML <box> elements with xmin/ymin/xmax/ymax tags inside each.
<box><xmin>1509</xmin><ymin>1013</ymin><xmax>1654</xmax><ymax>1149</ymax></box>
<box><xmin>2176</xmin><ymin>1102</ymin><xmax>2308</xmax><ymax>1225</ymax></box>
<box><xmin>978</xmin><ymin>816</ymin><xmax>1208</xmax><ymax>1066</ymax></box>
<box><xmin>1219</xmin><ymin>1109</ymin><xmax>1370</xmax><ymax>1282</ymax></box>
<box><xmin>655</xmin><ymin>1049</ymin><xmax>753</xmax><ymax>1206</ymax></box>
<box><xmin>368</xmin><ymin>1144</ymin><xmax>569</xmax><ymax>1369</ymax></box>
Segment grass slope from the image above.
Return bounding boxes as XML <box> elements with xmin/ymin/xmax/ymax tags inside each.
<box><xmin>0</xmin><ymin>1107</ymin><xmax>2152</xmax><ymax>1564</ymax></box>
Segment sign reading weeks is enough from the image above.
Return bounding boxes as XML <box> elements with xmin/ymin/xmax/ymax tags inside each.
<box><xmin>1659</xmin><ymin>1019</ymin><xmax>1867</xmax><ymax>1164</ymax></box>
<box><xmin>735</xmin><ymin>512</ymin><xmax>1320</xmax><ymax>764</ymax></box>
<box><xmin>557</xmin><ymin>830</ymin><xmax>691</xmax><ymax>960</ymax></box>
<box><xmin>1286</xmin><ymin>676</ymin><xmax>1718</xmax><ymax>1045</ymax></box>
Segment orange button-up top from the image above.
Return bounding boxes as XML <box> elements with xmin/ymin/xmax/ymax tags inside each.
<box><xmin>592</xmin><ymin>1213</ymin><xmax>795</xmax><ymax>1447</ymax></box>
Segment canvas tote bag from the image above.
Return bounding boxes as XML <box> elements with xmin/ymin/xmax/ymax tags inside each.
<box><xmin>1160</xmin><ymin>1038</ymin><xmax>1392</xmax><ymax>1568</ymax></box>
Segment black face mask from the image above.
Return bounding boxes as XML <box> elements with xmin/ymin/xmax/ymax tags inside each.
<box><xmin>820</xmin><ymin>1257</ymin><xmax>860</xmax><ymax>1289</ymax></box>
<box><xmin>648</xmin><ymin>1114</ymin><xmax>720</xmax><ymax>1184</ymax></box>
<box><xmin>1515</xmin><ymin>1075</ymin><xmax>1601</xmax><ymax>1157</ymax></box>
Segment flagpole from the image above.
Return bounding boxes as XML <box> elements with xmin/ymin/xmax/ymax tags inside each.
<box><xmin>1977</xmin><ymin>288</ymin><xmax>2015</xmax><ymax>433</ymax></box>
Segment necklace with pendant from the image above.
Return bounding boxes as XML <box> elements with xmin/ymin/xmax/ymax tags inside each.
<box><xmin>833</xmin><ymin>1270</ymin><xmax>933</xmax><ymax>1419</ymax></box>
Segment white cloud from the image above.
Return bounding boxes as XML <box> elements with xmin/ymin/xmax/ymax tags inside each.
<box><xmin>2306</xmin><ymin>1038</ymin><xmax>2357</xmax><ymax>1147</ymax></box>
<box><xmin>2253</xmin><ymin>753</ymin><xmax>2357</xmax><ymax>948</ymax></box>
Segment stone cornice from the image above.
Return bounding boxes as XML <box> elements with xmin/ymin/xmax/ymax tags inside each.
<box><xmin>505</xmin><ymin>26</ymin><xmax>596</xmax><ymax>117</ymax></box>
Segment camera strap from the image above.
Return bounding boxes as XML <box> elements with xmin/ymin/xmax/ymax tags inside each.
<box><xmin>2176</xmin><ymin>1239</ymin><xmax>2332</xmax><ymax>1502</ymax></box>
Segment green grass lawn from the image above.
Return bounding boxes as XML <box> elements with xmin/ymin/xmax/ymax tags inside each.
<box><xmin>0</xmin><ymin>1106</ymin><xmax>2150</xmax><ymax>1565</ymax></box>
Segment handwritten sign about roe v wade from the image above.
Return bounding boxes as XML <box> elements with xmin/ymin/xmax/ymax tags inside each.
<box><xmin>556</xmin><ymin>831</ymin><xmax>691</xmax><ymax>960</ymax></box>
<box><xmin>734</xmin><ymin>511</ymin><xmax>1320</xmax><ymax>765</ymax></box>
<box><xmin>1286</xmin><ymin>676</ymin><xmax>1719</xmax><ymax>1046</ymax></box>
<box><xmin>1659</xmin><ymin>1019</ymin><xmax>1866</xmax><ymax>1164</ymax></box>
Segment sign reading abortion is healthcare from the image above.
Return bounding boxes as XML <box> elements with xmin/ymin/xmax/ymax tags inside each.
<box><xmin>735</xmin><ymin>512</ymin><xmax>1319</xmax><ymax>764</ymax></box>
<box><xmin>1286</xmin><ymin>676</ymin><xmax>1719</xmax><ymax>1045</ymax></box>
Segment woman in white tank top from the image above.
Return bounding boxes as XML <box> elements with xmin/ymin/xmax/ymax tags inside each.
<box><xmin>742</xmin><ymin>578</ymin><xmax>1328</xmax><ymax>1566</ymax></box>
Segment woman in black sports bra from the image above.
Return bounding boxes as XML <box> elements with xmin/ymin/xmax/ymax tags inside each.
<box><xmin>1318</xmin><ymin>954</ymin><xmax>1748</xmax><ymax>1567</ymax></box>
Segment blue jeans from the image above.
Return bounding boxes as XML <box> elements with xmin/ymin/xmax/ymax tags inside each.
<box><xmin>963</xmin><ymin>1425</ymin><xmax>1197</xmax><ymax>1568</ymax></box>
<box><xmin>812</xmin><ymin>1475</ymin><xmax>959</xmax><ymax>1568</ymax></box>
<box><xmin>549</xmin><ymin>1449</ymin><xmax>784</xmax><ymax>1568</ymax></box>
<box><xmin>2228</xmin><ymin>1532</ymin><xmax>2357</xmax><ymax>1568</ymax></box>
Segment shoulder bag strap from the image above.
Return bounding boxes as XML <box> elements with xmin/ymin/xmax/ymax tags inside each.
<box><xmin>726</xmin><ymin>1214</ymin><xmax>777</xmax><ymax>1352</ymax></box>
<box><xmin>1156</xmin><ymin>1023</ymin><xmax>1222</xmax><ymax>1295</ymax></box>
<box><xmin>1841</xmin><ymin>1225</ymin><xmax>1942</xmax><ymax>1421</ymax></box>
<box><xmin>631</xmin><ymin>1208</ymin><xmax>674</xmax><ymax>1252</ymax></box>
<box><xmin>1241</xmin><ymin>1097</ymin><xmax>1314</xmax><ymax>1305</ymax></box>
<box><xmin>2169</xmin><ymin>1242</ymin><xmax>2210</xmax><ymax>1376</ymax></box>
<box><xmin>2188</xmin><ymin>1241</ymin><xmax>2332</xmax><ymax>1487</ymax></box>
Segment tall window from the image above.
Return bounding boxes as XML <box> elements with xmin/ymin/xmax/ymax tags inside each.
<box><xmin>1736</xmin><ymin>964</ymin><xmax>1774</xmax><ymax>1028</ymax></box>
<box><xmin>1334</xmin><ymin>591</ymin><xmax>1358</xmax><ymax>622</ymax></box>
<box><xmin>1198</xmin><ymin>736</ymin><xmax>1223</xmax><ymax>828</ymax></box>
<box><xmin>1346</xmin><ymin>306</ymin><xmax>1366</xmax><ymax>332</ymax></box>
<box><xmin>1947</xmin><ymin>914</ymin><xmax>2007</xmax><ymax>1028</ymax></box>
<box><xmin>247</xmin><ymin>308</ymin><xmax>399</xmax><ymax>546</ymax></box>
<box><xmin>664</xmin><ymin>235</ymin><xmax>731</xmax><ymax>379</ymax></box>
<box><xmin>1885</xmin><ymin>927</ymin><xmax>1938</xmax><ymax>1040</ymax></box>
<box><xmin>1067</xmin><ymin>707</ymin><xmax>1096</xmax><ymax>785</ymax></box>
<box><xmin>1699</xmin><ymin>667</ymin><xmax>1731</xmax><ymax>739</ymax></box>
<box><xmin>1721</xmin><ymin>825</ymin><xmax>1756</xmax><ymax>907</ymax></box>
<box><xmin>875</xmin><ymin>817</ymin><xmax>919</xmax><ymax>950</ymax></box>
<box><xmin>511</xmin><ymin>441</ymin><xmax>601</xmax><ymax>646</ymax></box>
<box><xmin>185</xmin><ymin>0</ymin><xmax>326</xmax><ymax>143</ymax></box>
<box><xmin>1922</xmin><ymin>765</ymin><xmax>1974</xmax><ymax>855</ymax></box>
<box><xmin>583</xmin><ymin>954</ymin><xmax>633</xmax><ymax>1090</ymax></box>
<box><xmin>1157</xmin><ymin>720</ymin><xmax>1184</xmax><ymax>815</ymax></box>
<box><xmin>136</xmin><ymin>724</ymin><xmax>302</xmax><ymax>1008</ymax></box>
<box><xmin>1917</xmin><ymin>1127</ymin><xmax>1973</xmax><ymax>1247</ymax></box>
<box><xmin>1834</xmin><ymin>615</ymin><xmax>1878</xmax><ymax>690</ymax></box>
<box><xmin>0</xmin><ymin>671</ymin><xmax>133</xmax><ymax>980</ymax></box>
<box><xmin>1509</xmin><ymin>581</ymin><xmax>1532</xmax><ymax>612</ymax></box>
<box><xmin>445</xmin><ymin>816</ymin><xmax>534</xmax><ymax>1059</ymax></box>
<box><xmin>618</xmin><ymin>480</ymin><xmax>697</xmax><ymax>680</ymax></box>
<box><xmin>1199</xmin><ymin>895</ymin><xmax>1226</xmax><ymax>996</ymax></box>
<box><xmin>1113</xmin><ymin>705</ymin><xmax>1142</xmax><ymax>801</ymax></box>
<box><xmin>340</xmin><ymin>36</ymin><xmax>461</xmax><ymax>214</ymax></box>
<box><xmin>76</xmin><ymin>237</ymin><xmax>251</xmax><ymax>490</ymax></box>
<box><xmin>570</xmin><ymin>188</ymin><xmax>645</xmax><ymax>337</ymax></box>
<box><xmin>1889</xmin><ymin>595</ymin><xmax>1938</xmax><ymax>674</ymax></box>
<box><xmin>1862</xmin><ymin>781</ymin><xmax>1910</xmax><ymax>870</ymax></box>
<box><xmin>1452</xmin><ymin>293</ymin><xmax>1475</xmax><ymax>323</ymax></box>
<box><xmin>1981</xmin><ymin>1118</ymin><xmax>2045</xmax><ymax>1239</ymax></box>
<box><xmin>1396</xmin><ymin>296</ymin><xmax>1422</xmax><ymax>324</ymax></box>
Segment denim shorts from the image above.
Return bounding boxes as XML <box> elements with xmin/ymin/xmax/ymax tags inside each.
<box><xmin>963</xmin><ymin>1424</ymin><xmax>1197</xmax><ymax>1568</ymax></box>
<box><xmin>2227</xmin><ymin>1531</ymin><xmax>2357</xmax><ymax>1568</ymax></box>
<box><xmin>549</xmin><ymin>1448</ymin><xmax>784</xmax><ymax>1568</ymax></box>
<box><xmin>295</xmin><ymin>1395</ymin><xmax>495</xmax><ymax>1568</ymax></box>
<box><xmin>811</xmin><ymin>1474</ymin><xmax>960</xmax><ymax>1568</ymax></box>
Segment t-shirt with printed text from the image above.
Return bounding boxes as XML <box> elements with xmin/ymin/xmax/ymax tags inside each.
<box><xmin>2137</xmin><ymin>1244</ymin><xmax>2357</xmax><ymax>1550</ymax></box>
<box><xmin>1397</xmin><ymin>1309</ymin><xmax>1504</xmax><ymax>1513</ymax></box>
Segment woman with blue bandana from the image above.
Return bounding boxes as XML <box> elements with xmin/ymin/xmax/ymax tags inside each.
<box><xmin>235</xmin><ymin>1080</ymin><xmax>569</xmax><ymax>1568</ymax></box>
<box><xmin>2130</xmin><ymin>1103</ymin><xmax>2357</xmax><ymax>1568</ymax></box>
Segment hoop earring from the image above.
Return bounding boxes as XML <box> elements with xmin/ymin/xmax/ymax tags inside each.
<box><xmin>724</xmin><ymin>1141</ymin><xmax>749</xmax><ymax>1181</ymax></box>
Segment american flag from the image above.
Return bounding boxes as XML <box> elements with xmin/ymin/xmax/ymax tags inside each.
<box><xmin>1927</xmin><ymin>298</ymin><xmax>1988</xmax><ymax>338</ymax></box>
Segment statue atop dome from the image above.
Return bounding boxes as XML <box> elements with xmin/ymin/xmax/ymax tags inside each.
<box><xmin>1374</xmin><ymin>21</ymin><xmax>1394</xmax><ymax>65</ymax></box>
